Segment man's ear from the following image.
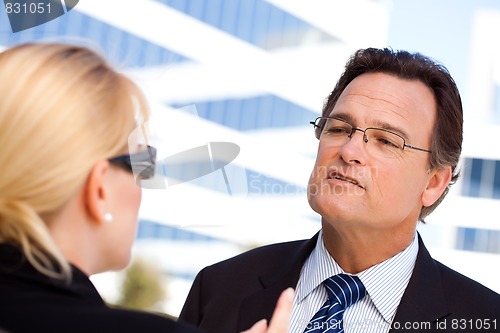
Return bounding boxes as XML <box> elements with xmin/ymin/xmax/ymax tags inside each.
<box><xmin>421</xmin><ymin>166</ymin><xmax>452</xmax><ymax>207</ymax></box>
<box><xmin>84</xmin><ymin>160</ymin><xmax>110</xmax><ymax>225</ymax></box>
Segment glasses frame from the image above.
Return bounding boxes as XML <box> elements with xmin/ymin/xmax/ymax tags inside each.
<box><xmin>310</xmin><ymin>117</ymin><xmax>432</xmax><ymax>153</ymax></box>
<box><xmin>108</xmin><ymin>145</ymin><xmax>157</xmax><ymax>179</ymax></box>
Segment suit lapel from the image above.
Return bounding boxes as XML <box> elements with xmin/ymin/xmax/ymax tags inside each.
<box><xmin>237</xmin><ymin>233</ymin><xmax>319</xmax><ymax>332</ymax></box>
<box><xmin>390</xmin><ymin>234</ymin><xmax>450</xmax><ymax>332</ymax></box>
<box><xmin>236</xmin><ymin>232</ymin><xmax>450</xmax><ymax>332</ymax></box>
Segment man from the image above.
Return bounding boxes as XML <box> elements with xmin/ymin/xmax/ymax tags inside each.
<box><xmin>179</xmin><ymin>48</ymin><xmax>500</xmax><ymax>333</ymax></box>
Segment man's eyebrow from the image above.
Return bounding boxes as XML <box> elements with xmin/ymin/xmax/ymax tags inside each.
<box><xmin>328</xmin><ymin>112</ymin><xmax>355</xmax><ymax>124</ymax></box>
<box><xmin>374</xmin><ymin>121</ymin><xmax>410</xmax><ymax>141</ymax></box>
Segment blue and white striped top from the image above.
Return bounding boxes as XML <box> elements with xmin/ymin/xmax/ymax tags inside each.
<box><xmin>290</xmin><ymin>231</ymin><xmax>418</xmax><ymax>333</ymax></box>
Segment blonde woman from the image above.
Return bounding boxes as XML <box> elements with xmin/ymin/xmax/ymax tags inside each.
<box><xmin>0</xmin><ymin>43</ymin><xmax>291</xmax><ymax>333</ymax></box>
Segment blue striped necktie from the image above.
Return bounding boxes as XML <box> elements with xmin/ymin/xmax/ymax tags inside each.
<box><xmin>304</xmin><ymin>274</ymin><xmax>367</xmax><ymax>333</ymax></box>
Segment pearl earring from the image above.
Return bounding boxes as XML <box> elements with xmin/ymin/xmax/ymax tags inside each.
<box><xmin>104</xmin><ymin>213</ymin><xmax>114</xmax><ymax>223</ymax></box>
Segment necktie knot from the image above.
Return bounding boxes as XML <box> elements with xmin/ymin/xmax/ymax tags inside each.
<box><xmin>303</xmin><ymin>274</ymin><xmax>366</xmax><ymax>333</ymax></box>
<box><xmin>324</xmin><ymin>274</ymin><xmax>366</xmax><ymax>309</ymax></box>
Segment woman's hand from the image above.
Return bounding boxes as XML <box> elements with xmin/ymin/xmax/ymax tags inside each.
<box><xmin>242</xmin><ymin>288</ymin><xmax>294</xmax><ymax>333</ymax></box>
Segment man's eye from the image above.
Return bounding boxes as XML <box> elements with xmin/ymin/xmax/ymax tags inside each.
<box><xmin>377</xmin><ymin>138</ymin><xmax>400</xmax><ymax>149</ymax></box>
<box><xmin>327</xmin><ymin>127</ymin><xmax>350</xmax><ymax>134</ymax></box>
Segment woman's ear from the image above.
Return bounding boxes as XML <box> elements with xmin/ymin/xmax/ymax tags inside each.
<box><xmin>84</xmin><ymin>160</ymin><xmax>110</xmax><ymax>225</ymax></box>
<box><xmin>421</xmin><ymin>166</ymin><xmax>452</xmax><ymax>207</ymax></box>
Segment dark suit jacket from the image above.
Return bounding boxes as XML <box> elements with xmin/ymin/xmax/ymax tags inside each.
<box><xmin>0</xmin><ymin>244</ymin><xmax>202</xmax><ymax>333</ymax></box>
<box><xmin>180</xmin><ymin>233</ymin><xmax>500</xmax><ymax>333</ymax></box>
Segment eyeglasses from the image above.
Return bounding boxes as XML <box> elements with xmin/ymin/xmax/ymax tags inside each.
<box><xmin>310</xmin><ymin>117</ymin><xmax>431</xmax><ymax>158</ymax></box>
<box><xmin>108</xmin><ymin>146</ymin><xmax>157</xmax><ymax>180</ymax></box>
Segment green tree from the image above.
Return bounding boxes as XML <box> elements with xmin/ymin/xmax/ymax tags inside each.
<box><xmin>116</xmin><ymin>258</ymin><xmax>166</xmax><ymax>312</ymax></box>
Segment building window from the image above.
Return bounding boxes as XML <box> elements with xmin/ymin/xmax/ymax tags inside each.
<box><xmin>461</xmin><ymin>157</ymin><xmax>500</xmax><ymax>199</ymax></box>
<box><xmin>456</xmin><ymin>227</ymin><xmax>500</xmax><ymax>254</ymax></box>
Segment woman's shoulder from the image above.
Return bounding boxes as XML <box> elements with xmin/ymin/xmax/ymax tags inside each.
<box><xmin>0</xmin><ymin>244</ymin><xmax>203</xmax><ymax>333</ymax></box>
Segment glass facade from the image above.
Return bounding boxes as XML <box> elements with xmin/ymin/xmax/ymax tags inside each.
<box><xmin>172</xmin><ymin>95</ymin><xmax>316</xmax><ymax>131</ymax></box>
<box><xmin>457</xmin><ymin>157</ymin><xmax>500</xmax><ymax>253</ymax></box>
<box><xmin>0</xmin><ymin>9</ymin><xmax>187</xmax><ymax>67</ymax></box>
<box><xmin>156</xmin><ymin>0</ymin><xmax>334</xmax><ymax>49</ymax></box>
<box><xmin>461</xmin><ymin>158</ymin><xmax>500</xmax><ymax>199</ymax></box>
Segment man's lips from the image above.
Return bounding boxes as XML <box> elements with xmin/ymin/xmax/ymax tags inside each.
<box><xmin>328</xmin><ymin>170</ymin><xmax>365</xmax><ymax>189</ymax></box>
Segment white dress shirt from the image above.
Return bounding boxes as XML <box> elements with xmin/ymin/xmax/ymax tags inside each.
<box><xmin>290</xmin><ymin>231</ymin><xmax>418</xmax><ymax>333</ymax></box>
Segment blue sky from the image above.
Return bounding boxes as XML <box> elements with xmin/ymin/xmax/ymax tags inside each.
<box><xmin>387</xmin><ymin>0</ymin><xmax>500</xmax><ymax>104</ymax></box>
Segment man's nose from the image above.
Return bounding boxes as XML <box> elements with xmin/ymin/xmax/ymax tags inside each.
<box><xmin>340</xmin><ymin>129</ymin><xmax>368</xmax><ymax>165</ymax></box>
<box><xmin>349</xmin><ymin>128</ymin><xmax>368</xmax><ymax>143</ymax></box>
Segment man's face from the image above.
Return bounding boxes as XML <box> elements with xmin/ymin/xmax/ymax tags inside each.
<box><xmin>307</xmin><ymin>72</ymin><xmax>437</xmax><ymax>231</ymax></box>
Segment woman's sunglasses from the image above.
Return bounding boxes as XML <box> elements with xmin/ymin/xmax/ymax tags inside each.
<box><xmin>108</xmin><ymin>146</ymin><xmax>156</xmax><ymax>180</ymax></box>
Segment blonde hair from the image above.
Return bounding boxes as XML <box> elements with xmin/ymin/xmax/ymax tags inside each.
<box><xmin>0</xmin><ymin>43</ymin><xmax>149</xmax><ymax>280</ymax></box>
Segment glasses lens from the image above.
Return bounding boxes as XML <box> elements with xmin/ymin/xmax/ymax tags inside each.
<box><xmin>317</xmin><ymin>118</ymin><xmax>352</xmax><ymax>145</ymax></box>
<box><xmin>365</xmin><ymin>129</ymin><xmax>404</xmax><ymax>158</ymax></box>
<box><xmin>130</xmin><ymin>146</ymin><xmax>156</xmax><ymax>181</ymax></box>
<box><xmin>313</xmin><ymin>117</ymin><xmax>325</xmax><ymax>139</ymax></box>
<box><xmin>109</xmin><ymin>146</ymin><xmax>157</xmax><ymax>183</ymax></box>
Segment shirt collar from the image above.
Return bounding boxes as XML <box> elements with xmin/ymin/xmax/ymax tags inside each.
<box><xmin>295</xmin><ymin>230</ymin><xmax>342</xmax><ymax>303</ymax></box>
<box><xmin>295</xmin><ymin>230</ymin><xmax>418</xmax><ymax>322</ymax></box>
<box><xmin>358</xmin><ymin>234</ymin><xmax>418</xmax><ymax>322</ymax></box>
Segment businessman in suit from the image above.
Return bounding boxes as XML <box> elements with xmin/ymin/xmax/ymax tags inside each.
<box><xmin>179</xmin><ymin>48</ymin><xmax>500</xmax><ymax>333</ymax></box>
